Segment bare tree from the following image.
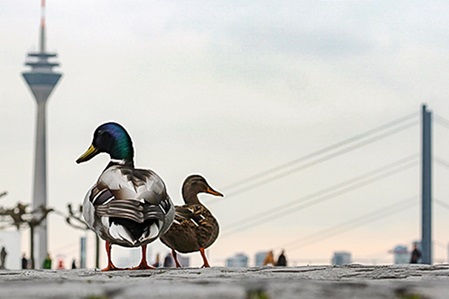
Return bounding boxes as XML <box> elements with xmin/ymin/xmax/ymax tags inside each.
<box><xmin>0</xmin><ymin>197</ymin><xmax>100</xmax><ymax>269</ymax></box>
<box><xmin>0</xmin><ymin>203</ymin><xmax>53</xmax><ymax>269</ymax></box>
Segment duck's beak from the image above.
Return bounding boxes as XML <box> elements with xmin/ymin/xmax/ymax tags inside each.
<box><xmin>206</xmin><ymin>187</ymin><xmax>224</xmax><ymax>197</ymax></box>
<box><xmin>76</xmin><ymin>144</ymin><xmax>99</xmax><ymax>163</ymax></box>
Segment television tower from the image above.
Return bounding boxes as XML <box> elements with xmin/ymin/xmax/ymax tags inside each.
<box><xmin>21</xmin><ymin>0</ymin><xmax>62</xmax><ymax>268</ymax></box>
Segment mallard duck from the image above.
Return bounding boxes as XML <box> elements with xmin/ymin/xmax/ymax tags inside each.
<box><xmin>160</xmin><ymin>175</ymin><xmax>223</xmax><ymax>268</ymax></box>
<box><xmin>76</xmin><ymin>122</ymin><xmax>175</xmax><ymax>271</ymax></box>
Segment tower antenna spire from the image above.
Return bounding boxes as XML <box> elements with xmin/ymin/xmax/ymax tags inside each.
<box><xmin>40</xmin><ymin>0</ymin><xmax>46</xmax><ymax>52</ymax></box>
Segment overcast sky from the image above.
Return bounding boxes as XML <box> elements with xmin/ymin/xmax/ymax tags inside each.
<box><xmin>2</xmin><ymin>0</ymin><xmax>449</xmax><ymax>267</ymax></box>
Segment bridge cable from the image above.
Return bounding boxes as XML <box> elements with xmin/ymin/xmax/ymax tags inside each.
<box><xmin>221</xmin><ymin>119</ymin><xmax>419</xmax><ymax>198</ymax></box>
<box><xmin>220</xmin><ymin>157</ymin><xmax>419</xmax><ymax>238</ymax></box>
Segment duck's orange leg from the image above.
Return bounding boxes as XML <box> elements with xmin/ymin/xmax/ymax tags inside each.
<box><xmin>131</xmin><ymin>245</ymin><xmax>155</xmax><ymax>270</ymax></box>
<box><xmin>199</xmin><ymin>247</ymin><xmax>210</xmax><ymax>268</ymax></box>
<box><xmin>101</xmin><ymin>241</ymin><xmax>125</xmax><ymax>271</ymax></box>
<box><xmin>171</xmin><ymin>249</ymin><xmax>182</xmax><ymax>268</ymax></box>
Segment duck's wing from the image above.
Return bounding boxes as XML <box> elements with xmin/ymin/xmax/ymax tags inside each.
<box><xmin>83</xmin><ymin>165</ymin><xmax>174</xmax><ymax>247</ymax></box>
<box><xmin>175</xmin><ymin>205</ymin><xmax>205</xmax><ymax>225</ymax></box>
<box><xmin>175</xmin><ymin>205</ymin><xmax>219</xmax><ymax>248</ymax></box>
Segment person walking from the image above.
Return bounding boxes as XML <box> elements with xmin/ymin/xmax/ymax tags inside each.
<box><xmin>0</xmin><ymin>246</ymin><xmax>8</xmax><ymax>269</ymax></box>
<box><xmin>21</xmin><ymin>254</ymin><xmax>28</xmax><ymax>269</ymax></box>
<box><xmin>43</xmin><ymin>253</ymin><xmax>52</xmax><ymax>269</ymax></box>
<box><xmin>263</xmin><ymin>250</ymin><xmax>275</xmax><ymax>266</ymax></box>
<box><xmin>71</xmin><ymin>259</ymin><xmax>77</xmax><ymax>269</ymax></box>
<box><xmin>152</xmin><ymin>253</ymin><xmax>161</xmax><ymax>268</ymax></box>
<box><xmin>163</xmin><ymin>253</ymin><xmax>173</xmax><ymax>268</ymax></box>
<box><xmin>410</xmin><ymin>243</ymin><xmax>422</xmax><ymax>264</ymax></box>
<box><xmin>0</xmin><ymin>247</ymin><xmax>7</xmax><ymax>269</ymax></box>
<box><xmin>276</xmin><ymin>249</ymin><xmax>288</xmax><ymax>266</ymax></box>
<box><xmin>57</xmin><ymin>259</ymin><xmax>65</xmax><ymax>270</ymax></box>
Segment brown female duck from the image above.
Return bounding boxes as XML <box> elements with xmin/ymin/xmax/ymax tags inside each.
<box><xmin>160</xmin><ymin>175</ymin><xmax>223</xmax><ymax>267</ymax></box>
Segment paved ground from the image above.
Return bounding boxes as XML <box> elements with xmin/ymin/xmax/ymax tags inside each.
<box><xmin>1</xmin><ymin>264</ymin><xmax>449</xmax><ymax>298</ymax></box>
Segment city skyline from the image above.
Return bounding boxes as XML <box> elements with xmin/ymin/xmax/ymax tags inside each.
<box><xmin>2</xmin><ymin>1</ymin><xmax>449</xmax><ymax>268</ymax></box>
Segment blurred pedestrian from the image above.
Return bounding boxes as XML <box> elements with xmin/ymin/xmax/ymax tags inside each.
<box><xmin>43</xmin><ymin>253</ymin><xmax>52</xmax><ymax>269</ymax></box>
<box><xmin>0</xmin><ymin>247</ymin><xmax>7</xmax><ymax>269</ymax></box>
<box><xmin>71</xmin><ymin>259</ymin><xmax>77</xmax><ymax>269</ymax></box>
<box><xmin>21</xmin><ymin>253</ymin><xmax>28</xmax><ymax>269</ymax></box>
<box><xmin>57</xmin><ymin>259</ymin><xmax>65</xmax><ymax>270</ymax></box>
<box><xmin>152</xmin><ymin>253</ymin><xmax>161</xmax><ymax>268</ymax></box>
<box><xmin>263</xmin><ymin>250</ymin><xmax>275</xmax><ymax>266</ymax></box>
<box><xmin>410</xmin><ymin>243</ymin><xmax>422</xmax><ymax>264</ymax></box>
<box><xmin>276</xmin><ymin>249</ymin><xmax>287</xmax><ymax>266</ymax></box>
<box><xmin>163</xmin><ymin>253</ymin><xmax>173</xmax><ymax>268</ymax></box>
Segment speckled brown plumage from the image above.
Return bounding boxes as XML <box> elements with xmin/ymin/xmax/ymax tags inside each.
<box><xmin>160</xmin><ymin>175</ymin><xmax>223</xmax><ymax>268</ymax></box>
<box><xmin>161</xmin><ymin>204</ymin><xmax>219</xmax><ymax>253</ymax></box>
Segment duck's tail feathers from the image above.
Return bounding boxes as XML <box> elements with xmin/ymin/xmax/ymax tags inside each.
<box><xmin>96</xmin><ymin>200</ymin><xmax>165</xmax><ymax>223</ymax></box>
<box><xmin>109</xmin><ymin>222</ymin><xmax>135</xmax><ymax>243</ymax></box>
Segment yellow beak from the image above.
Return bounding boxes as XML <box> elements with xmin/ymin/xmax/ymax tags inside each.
<box><xmin>76</xmin><ymin>144</ymin><xmax>99</xmax><ymax>163</ymax></box>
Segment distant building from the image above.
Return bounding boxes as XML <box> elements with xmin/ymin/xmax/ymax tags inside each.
<box><xmin>226</xmin><ymin>253</ymin><xmax>248</xmax><ymax>267</ymax></box>
<box><xmin>225</xmin><ymin>257</ymin><xmax>233</xmax><ymax>267</ymax></box>
<box><xmin>331</xmin><ymin>251</ymin><xmax>352</xmax><ymax>266</ymax></box>
<box><xmin>255</xmin><ymin>251</ymin><xmax>268</xmax><ymax>267</ymax></box>
<box><xmin>389</xmin><ymin>245</ymin><xmax>409</xmax><ymax>264</ymax></box>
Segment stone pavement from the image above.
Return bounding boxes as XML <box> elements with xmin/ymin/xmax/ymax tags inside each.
<box><xmin>1</xmin><ymin>264</ymin><xmax>449</xmax><ymax>298</ymax></box>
